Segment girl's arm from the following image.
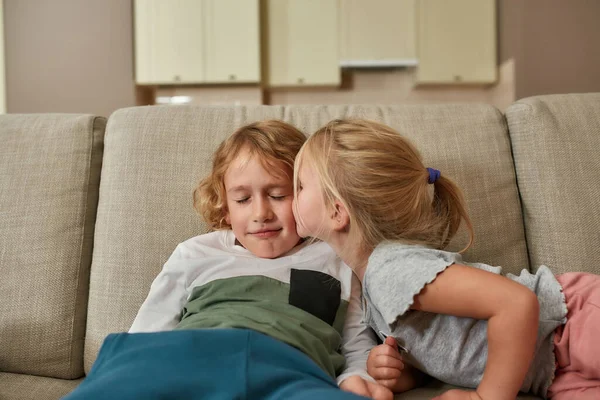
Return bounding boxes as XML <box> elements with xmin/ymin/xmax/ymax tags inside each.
<box><xmin>412</xmin><ymin>264</ymin><xmax>539</xmax><ymax>400</ymax></box>
<box><xmin>129</xmin><ymin>245</ymin><xmax>190</xmax><ymax>332</ymax></box>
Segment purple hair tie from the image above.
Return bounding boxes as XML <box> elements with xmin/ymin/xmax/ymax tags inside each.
<box><xmin>427</xmin><ymin>168</ymin><xmax>440</xmax><ymax>184</ymax></box>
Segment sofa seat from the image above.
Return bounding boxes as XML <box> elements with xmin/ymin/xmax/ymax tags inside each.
<box><xmin>0</xmin><ymin>372</ymin><xmax>83</xmax><ymax>400</ymax></box>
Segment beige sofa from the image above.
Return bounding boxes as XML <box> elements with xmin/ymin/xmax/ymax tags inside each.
<box><xmin>1</xmin><ymin>93</ymin><xmax>599</xmax><ymax>400</ymax></box>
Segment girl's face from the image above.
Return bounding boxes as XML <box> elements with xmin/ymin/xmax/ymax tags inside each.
<box><xmin>293</xmin><ymin>159</ymin><xmax>330</xmax><ymax>240</ymax></box>
<box><xmin>224</xmin><ymin>149</ymin><xmax>301</xmax><ymax>258</ymax></box>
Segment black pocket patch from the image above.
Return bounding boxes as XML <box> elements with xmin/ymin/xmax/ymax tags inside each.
<box><xmin>289</xmin><ymin>269</ymin><xmax>341</xmax><ymax>326</ymax></box>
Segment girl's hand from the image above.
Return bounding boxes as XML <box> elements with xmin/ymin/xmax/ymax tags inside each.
<box><xmin>339</xmin><ymin>375</ymin><xmax>393</xmax><ymax>400</ymax></box>
<box><xmin>367</xmin><ymin>336</ymin><xmax>405</xmax><ymax>391</ymax></box>
<box><xmin>433</xmin><ymin>389</ymin><xmax>483</xmax><ymax>400</ymax></box>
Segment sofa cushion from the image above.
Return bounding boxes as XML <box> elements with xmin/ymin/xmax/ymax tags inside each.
<box><xmin>507</xmin><ymin>93</ymin><xmax>600</xmax><ymax>275</ymax></box>
<box><xmin>85</xmin><ymin>104</ymin><xmax>529</xmax><ymax>371</ymax></box>
<box><xmin>0</xmin><ymin>114</ymin><xmax>105</xmax><ymax>379</ymax></box>
<box><xmin>0</xmin><ymin>372</ymin><xmax>83</xmax><ymax>400</ymax></box>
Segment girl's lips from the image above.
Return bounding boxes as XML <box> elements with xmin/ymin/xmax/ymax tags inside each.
<box><xmin>251</xmin><ymin>228</ymin><xmax>282</xmax><ymax>238</ymax></box>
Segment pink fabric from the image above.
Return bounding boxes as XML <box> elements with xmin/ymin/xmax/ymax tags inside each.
<box><xmin>548</xmin><ymin>273</ymin><xmax>600</xmax><ymax>400</ymax></box>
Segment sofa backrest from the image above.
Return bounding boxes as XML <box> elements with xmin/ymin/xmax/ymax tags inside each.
<box><xmin>84</xmin><ymin>104</ymin><xmax>529</xmax><ymax>371</ymax></box>
<box><xmin>507</xmin><ymin>93</ymin><xmax>600</xmax><ymax>275</ymax></box>
<box><xmin>0</xmin><ymin>114</ymin><xmax>105</xmax><ymax>379</ymax></box>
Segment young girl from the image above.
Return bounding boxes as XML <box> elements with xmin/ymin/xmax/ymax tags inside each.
<box><xmin>292</xmin><ymin>119</ymin><xmax>600</xmax><ymax>400</ymax></box>
<box><xmin>64</xmin><ymin>120</ymin><xmax>390</xmax><ymax>400</ymax></box>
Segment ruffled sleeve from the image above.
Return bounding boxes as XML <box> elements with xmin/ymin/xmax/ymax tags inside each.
<box><xmin>364</xmin><ymin>243</ymin><xmax>461</xmax><ymax>327</ymax></box>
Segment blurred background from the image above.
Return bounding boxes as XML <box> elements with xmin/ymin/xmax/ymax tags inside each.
<box><xmin>2</xmin><ymin>0</ymin><xmax>600</xmax><ymax>117</ymax></box>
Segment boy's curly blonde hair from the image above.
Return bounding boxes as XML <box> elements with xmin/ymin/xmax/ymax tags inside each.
<box><xmin>194</xmin><ymin>120</ymin><xmax>306</xmax><ymax>230</ymax></box>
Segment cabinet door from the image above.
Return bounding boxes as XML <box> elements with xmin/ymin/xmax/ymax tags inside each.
<box><xmin>339</xmin><ymin>0</ymin><xmax>417</xmax><ymax>67</ymax></box>
<box><xmin>204</xmin><ymin>0</ymin><xmax>260</xmax><ymax>83</ymax></box>
<box><xmin>416</xmin><ymin>0</ymin><xmax>496</xmax><ymax>84</ymax></box>
<box><xmin>135</xmin><ymin>0</ymin><xmax>204</xmax><ymax>84</ymax></box>
<box><xmin>266</xmin><ymin>0</ymin><xmax>340</xmax><ymax>86</ymax></box>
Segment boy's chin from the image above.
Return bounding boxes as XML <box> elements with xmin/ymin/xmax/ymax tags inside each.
<box><xmin>246</xmin><ymin>239</ymin><xmax>301</xmax><ymax>259</ymax></box>
<box><xmin>252</xmin><ymin>248</ymin><xmax>289</xmax><ymax>259</ymax></box>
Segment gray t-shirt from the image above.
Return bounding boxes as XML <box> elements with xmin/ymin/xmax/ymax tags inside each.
<box><xmin>362</xmin><ymin>242</ymin><xmax>567</xmax><ymax>397</ymax></box>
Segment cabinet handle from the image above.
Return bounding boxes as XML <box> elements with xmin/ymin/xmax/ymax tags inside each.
<box><xmin>229</xmin><ymin>74</ymin><xmax>237</xmax><ymax>81</ymax></box>
<box><xmin>174</xmin><ymin>75</ymin><xmax>181</xmax><ymax>82</ymax></box>
<box><xmin>297</xmin><ymin>77</ymin><xmax>305</xmax><ymax>84</ymax></box>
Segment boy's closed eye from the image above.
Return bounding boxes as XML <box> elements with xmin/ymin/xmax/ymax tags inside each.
<box><xmin>266</xmin><ymin>187</ymin><xmax>291</xmax><ymax>200</ymax></box>
<box><xmin>234</xmin><ymin>193</ymin><xmax>289</xmax><ymax>204</ymax></box>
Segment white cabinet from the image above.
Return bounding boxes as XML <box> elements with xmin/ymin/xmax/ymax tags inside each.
<box><xmin>265</xmin><ymin>0</ymin><xmax>340</xmax><ymax>86</ymax></box>
<box><xmin>339</xmin><ymin>0</ymin><xmax>417</xmax><ymax>68</ymax></box>
<box><xmin>134</xmin><ymin>0</ymin><xmax>204</xmax><ymax>84</ymax></box>
<box><xmin>134</xmin><ymin>0</ymin><xmax>260</xmax><ymax>85</ymax></box>
<box><xmin>204</xmin><ymin>0</ymin><xmax>260</xmax><ymax>83</ymax></box>
<box><xmin>416</xmin><ymin>0</ymin><xmax>497</xmax><ymax>84</ymax></box>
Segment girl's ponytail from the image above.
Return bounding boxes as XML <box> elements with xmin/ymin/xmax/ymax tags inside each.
<box><xmin>432</xmin><ymin>175</ymin><xmax>474</xmax><ymax>253</ymax></box>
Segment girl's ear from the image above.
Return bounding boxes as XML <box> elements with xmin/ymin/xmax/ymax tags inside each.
<box><xmin>330</xmin><ymin>200</ymin><xmax>350</xmax><ymax>232</ymax></box>
<box><xmin>225</xmin><ymin>212</ymin><xmax>231</xmax><ymax>225</ymax></box>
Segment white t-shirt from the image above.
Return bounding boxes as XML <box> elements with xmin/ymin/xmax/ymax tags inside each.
<box><xmin>130</xmin><ymin>230</ymin><xmax>377</xmax><ymax>384</ymax></box>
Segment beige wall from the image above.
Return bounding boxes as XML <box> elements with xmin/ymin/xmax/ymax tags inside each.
<box><xmin>4</xmin><ymin>0</ymin><xmax>136</xmax><ymax>117</ymax></box>
<box><xmin>499</xmin><ymin>0</ymin><xmax>600</xmax><ymax>99</ymax></box>
<box><xmin>516</xmin><ymin>0</ymin><xmax>600</xmax><ymax>98</ymax></box>
<box><xmin>4</xmin><ymin>0</ymin><xmax>600</xmax><ymax>114</ymax></box>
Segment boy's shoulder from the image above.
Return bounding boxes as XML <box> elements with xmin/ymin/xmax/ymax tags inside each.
<box><xmin>175</xmin><ymin>230</ymin><xmax>232</xmax><ymax>258</ymax></box>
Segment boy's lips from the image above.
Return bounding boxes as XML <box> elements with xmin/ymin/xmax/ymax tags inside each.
<box><xmin>250</xmin><ymin>228</ymin><xmax>282</xmax><ymax>238</ymax></box>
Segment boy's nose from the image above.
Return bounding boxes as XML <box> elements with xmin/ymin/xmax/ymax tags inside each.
<box><xmin>253</xmin><ymin>198</ymin><xmax>273</xmax><ymax>222</ymax></box>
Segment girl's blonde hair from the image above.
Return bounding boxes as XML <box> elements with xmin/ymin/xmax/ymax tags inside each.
<box><xmin>194</xmin><ymin>120</ymin><xmax>306</xmax><ymax>230</ymax></box>
<box><xmin>296</xmin><ymin>119</ymin><xmax>474</xmax><ymax>252</ymax></box>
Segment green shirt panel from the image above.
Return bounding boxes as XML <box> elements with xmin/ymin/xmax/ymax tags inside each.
<box><xmin>176</xmin><ymin>275</ymin><xmax>349</xmax><ymax>378</ymax></box>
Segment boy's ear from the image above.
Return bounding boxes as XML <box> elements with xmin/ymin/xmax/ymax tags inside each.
<box><xmin>329</xmin><ymin>200</ymin><xmax>350</xmax><ymax>232</ymax></box>
<box><xmin>225</xmin><ymin>211</ymin><xmax>231</xmax><ymax>225</ymax></box>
